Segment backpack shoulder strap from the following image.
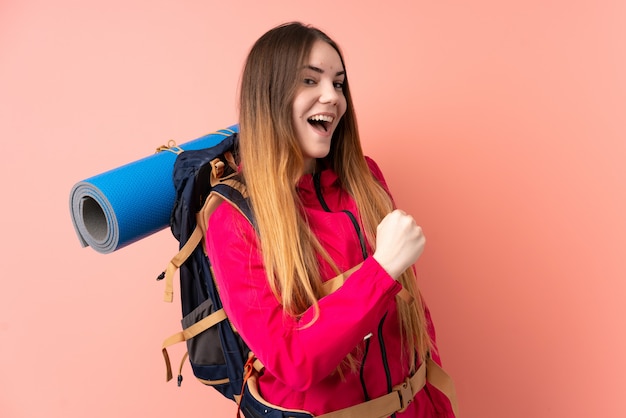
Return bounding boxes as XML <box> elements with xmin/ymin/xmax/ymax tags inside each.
<box><xmin>201</xmin><ymin>175</ymin><xmax>253</xmax><ymax>232</ymax></box>
<box><xmin>321</xmin><ymin>262</ymin><xmax>414</xmax><ymax>304</ymax></box>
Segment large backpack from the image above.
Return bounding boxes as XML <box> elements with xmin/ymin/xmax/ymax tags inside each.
<box><xmin>155</xmin><ymin>129</ymin><xmax>459</xmax><ymax>416</ymax></box>
<box><xmin>157</xmin><ymin>129</ymin><xmax>254</xmax><ymax>401</ymax></box>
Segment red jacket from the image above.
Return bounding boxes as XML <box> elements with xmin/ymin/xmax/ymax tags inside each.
<box><xmin>205</xmin><ymin>158</ymin><xmax>454</xmax><ymax>417</ymax></box>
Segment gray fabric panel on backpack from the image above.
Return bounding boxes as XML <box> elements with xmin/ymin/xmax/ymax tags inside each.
<box><xmin>181</xmin><ymin>299</ymin><xmax>226</xmax><ymax>365</ymax></box>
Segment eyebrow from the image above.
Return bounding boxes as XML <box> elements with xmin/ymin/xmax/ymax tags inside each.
<box><xmin>304</xmin><ymin>65</ymin><xmax>345</xmax><ymax>77</ymax></box>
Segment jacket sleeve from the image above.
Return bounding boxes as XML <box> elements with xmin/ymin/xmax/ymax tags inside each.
<box><xmin>205</xmin><ymin>203</ymin><xmax>403</xmax><ymax>391</ymax></box>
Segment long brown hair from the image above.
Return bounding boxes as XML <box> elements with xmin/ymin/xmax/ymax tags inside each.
<box><xmin>238</xmin><ymin>22</ymin><xmax>432</xmax><ymax>370</ymax></box>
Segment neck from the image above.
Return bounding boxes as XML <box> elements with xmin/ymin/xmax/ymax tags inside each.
<box><xmin>303</xmin><ymin>158</ymin><xmax>317</xmax><ymax>175</ymax></box>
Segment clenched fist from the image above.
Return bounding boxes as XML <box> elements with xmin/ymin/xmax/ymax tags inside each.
<box><xmin>372</xmin><ymin>209</ymin><xmax>426</xmax><ymax>280</ymax></box>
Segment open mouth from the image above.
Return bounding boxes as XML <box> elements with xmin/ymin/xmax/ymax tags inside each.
<box><xmin>307</xmin><ymin>114</ymin><xmax>334</xmax><ymax>132</ymax></box>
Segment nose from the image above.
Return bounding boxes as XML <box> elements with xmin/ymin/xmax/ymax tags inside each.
<box><xmin>319</xmin><ymin>80</ymin><xmax>340</xmax><ymax>105</ymax></box>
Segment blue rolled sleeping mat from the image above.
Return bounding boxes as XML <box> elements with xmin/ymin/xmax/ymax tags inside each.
<box><xmin>69</xmin><ymin>125</ymin><xmax>238</xmax><ymax>254</ymax></box>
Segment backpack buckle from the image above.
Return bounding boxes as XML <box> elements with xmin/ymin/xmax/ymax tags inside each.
<box><xmin>211</xmin><ymin>158</ymin><xmax>225</xmax><ymax>178</ymax></box>
<box><xmin>392</xmin><ymin>377</ymin><xmax>413</xmax><ymax>412</ymax></box>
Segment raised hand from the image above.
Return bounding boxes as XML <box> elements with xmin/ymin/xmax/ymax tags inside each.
<box><xmin>373</xmin><ymin>209</ymin><xmax>426</xmax><ymax>280</ymax></box>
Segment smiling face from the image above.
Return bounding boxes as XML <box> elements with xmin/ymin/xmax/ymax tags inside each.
<box><xmin>292</xmin><ymin>40</ymin><xmax>347</xmax><ymax>173</ymax></box>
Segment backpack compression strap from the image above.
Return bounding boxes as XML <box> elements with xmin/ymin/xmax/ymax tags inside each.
<box><xmin>159</xmin><ymin>224</ymin><xmax>204</xmax><ymax>303</ymax></box>
<box><xmin>161</xmin><ymin>307</ymin><xmax>227</xmax><ymax>382</ymax></box>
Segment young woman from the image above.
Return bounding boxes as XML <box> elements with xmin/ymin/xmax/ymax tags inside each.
<box><xmin>206</xmin><ymin>22</ymin><xmax>456</xmax><ymax>418</ymax></box>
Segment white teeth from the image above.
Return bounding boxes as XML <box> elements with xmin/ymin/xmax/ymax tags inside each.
<box><xmin>308</xmin><ymin>114</ymin><xmax>334</xmax><ymax>123</ymax></box>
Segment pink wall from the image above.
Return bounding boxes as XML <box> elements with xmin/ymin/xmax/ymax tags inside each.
<box><xmin>2</xmin><ymin>1</ymin><xmax>625</xmax><ymax>417</ymax></box>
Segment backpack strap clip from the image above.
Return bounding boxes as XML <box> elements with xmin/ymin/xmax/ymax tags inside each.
<box><xmin>211</xmin><ymin>158</ymin><xmax>226</xmax><ymax>179</ymax></box>
<box><xmin>210</xmin><ymin>151</ymin><xmax>238</xmax><ymax>182</ymax></box>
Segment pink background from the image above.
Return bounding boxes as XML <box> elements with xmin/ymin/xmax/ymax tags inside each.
<box><xmin>1</xmin><ymin>1</ymin><xmax>625</xmax><ymax>417</ymax></box>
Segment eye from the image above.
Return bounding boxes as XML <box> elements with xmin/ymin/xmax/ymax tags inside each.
<box><xmin>334</xmin><ymin>81</ymin><xmax>344</xmax><ymax>90</ymax></box>
<box><xmin>303</xmin><ymin>78</ymin><xmax>317</xmax><ymax>85</ymax></box>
